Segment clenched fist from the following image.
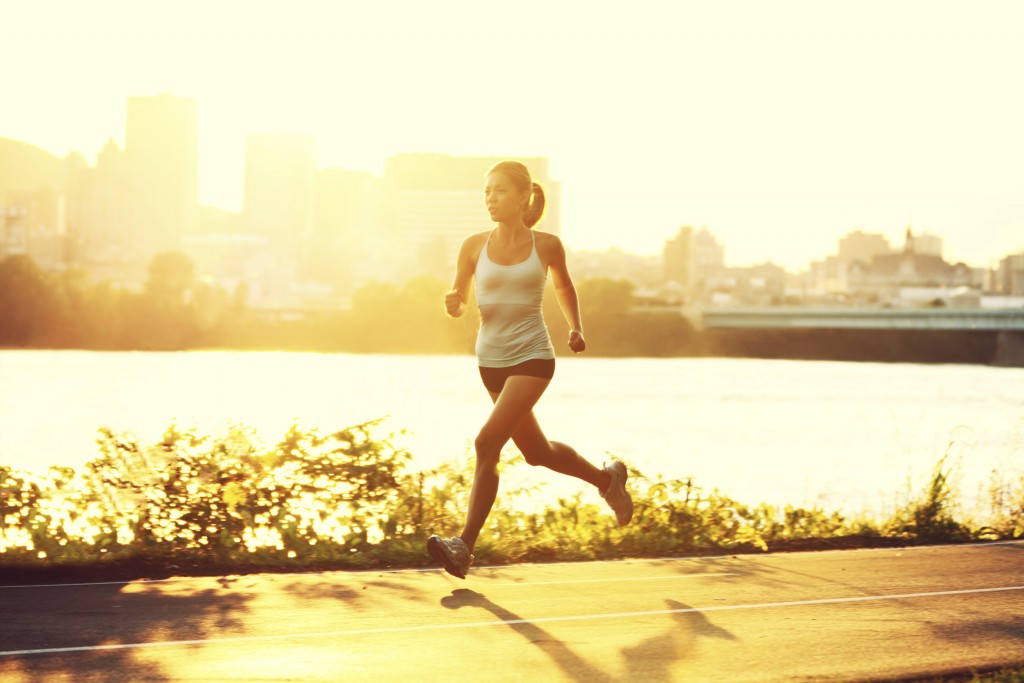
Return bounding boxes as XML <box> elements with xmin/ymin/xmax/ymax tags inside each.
<box><xmin>445</xmin><ymin>289</ymin><xmax>464</xmax><ymax>317</ymax></box>
<box><xmin>568</xmin><ymin>329</ymin><xmax>586</xmax><ymax>353</ymax></box>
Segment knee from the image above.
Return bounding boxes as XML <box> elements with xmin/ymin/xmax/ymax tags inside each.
<box><xmin>474</xmin><ymin>429</ymin><xmax>503</xmax><ymax>464</ymax></box>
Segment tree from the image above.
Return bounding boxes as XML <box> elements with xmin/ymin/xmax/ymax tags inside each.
<box><xmin>0</xmin><ymin>255</ymin><xmax>65</xmax><ymax>346</ymax></box>
<box><xmin>144</xmin><ymin>251</ymin><xmax>195</xmax><ymax>308</ymax></box>
<box><xmin>578</xmin><ymin>278</ymin><xmax>636</xmax><ymax>319</ymax></box>
<box><xmin>136</xmin><ymin>251</ymin><xmax>199</xmax><ymax>349</ymax></box>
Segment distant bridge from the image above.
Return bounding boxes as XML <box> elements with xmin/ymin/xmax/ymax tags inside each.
<box><xmin>699</xmin><ymin>307</ymin><xmax>1024</xmax><ymax>331</ymax></box>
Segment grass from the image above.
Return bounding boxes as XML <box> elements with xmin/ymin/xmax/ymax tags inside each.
<box><xmin>1</xmin><ymin>420</ymin><xmax>1022</xmax><ymax>584</ymax></box>
<box><xmin>891</xmin><ymin>666</ymin><xmax>1024</xmax><ymax>683</ymax></box>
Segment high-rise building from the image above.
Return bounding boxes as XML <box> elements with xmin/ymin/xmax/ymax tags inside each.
<box><xmin>0</xmin><ymin>139</ymin><xmax>65</xmax><ymax>266</ymax></box>
<box><xmin>996</xmin><ymin>253</ymin><xmax>1024</xmax><ymax>296</ymax></box>
<box><xmin>912</xmin><ymin>231</ymin><xmax>943</xmax><ymax>258</ymax></box>
<box><xmin>315</xmin><ymin>167</ymin><xmax>373</xmax><ymax>243</ymax></box>
<box><xmin>663</xmin><ymin>226</ymin><xmax>696</xmax><ymax>290</ymax></box>
<box><xmin>243</xmin><ymin>132</ymin><xmax>316</xmax><ymax>254</ymax></box>
<box><xmin>838</xmin><ymin>230</ymin><xmax>891</xmax><ymax>264</ymax></box>
<box><xmin>1</xmin><ymin>189</ymin><xmax>65</xmax><ymax>268</ymax></box>
<box><xmin>379</xmin><ymin>153</ymin><xmax>560</xmax><ymax>278</ymax></box>
<box><xmin>73</xmin><ymin>139</ymin><xmax>130</xmax><ymax>261</ymax></box>
<box><xmin>311</xmin><ymin>167</ymin><xmax>374</xmax><ymax>286</ymax></box>
<box><xmin>693</xmin><ymin>227</ymin><xmax>725</xmax><ymax>270</ymax></box>
<box><xmin>125</xmin><ymin>94</ymin><xmax>199</xmax><ymax>256</ymax></box>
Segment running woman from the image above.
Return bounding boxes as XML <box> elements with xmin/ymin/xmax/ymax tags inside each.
<box><xmin>427</xmin><ymin>160</ymin><xmax>633</xmax><ymax>579</ymax></box>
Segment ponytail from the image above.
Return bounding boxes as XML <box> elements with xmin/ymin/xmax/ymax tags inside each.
<box><xmin>524</xmin><ymin>182</ymin><xmax>546</xmax><ymax>228</ymax></box>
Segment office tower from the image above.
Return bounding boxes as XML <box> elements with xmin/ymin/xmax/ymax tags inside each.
<box><xmin>125</xmin><ymin>94</ymin><xmax>199</xmax><ymax>256</ymax></box>
<box><xmin>693</xmin><ymin>227</ymin><xmax>725</xmax><ymax>270</ymax></box>
<box><xmin>311</xmin><ymin>167</ymin><xmax>374</xmax><ymax>285</ymax></box>
<box><xmin>838</xmin><ymin>230</ymin><xmax>891</xmax><ymax>264</ymax></box>
<box><xmin>663</xmin><ymin>226</ymin><xmax>696</xmax><ymax>290</ymax></box>
<box><xmin>997</xmin><ymin>253</ymin><xmax>1024</xmax><ymax>295</ymax></box>
<box><xmin>243</xmin><ymin>132</ymin><xmax>316</xmax><ymax>257</ymax></box>
<box><xmin>73</xmin><ymin>139</ymin><xmax>130</xmax><ymax>261</ymax></box>
<box><xmin>913</xmin><ymin>231</ymin><xmax>943</xmax><ymax>258</ymax></box>
<box><xmin>0</xmin><ymin>139</ymin><xmax>64</xmax><ymax>264</ymax></box>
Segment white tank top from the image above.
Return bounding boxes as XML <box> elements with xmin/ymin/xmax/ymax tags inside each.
<box><xmin>474</xmin><ymin>230</ymin><xmax>556</xmax><ymax>367</ymax></box>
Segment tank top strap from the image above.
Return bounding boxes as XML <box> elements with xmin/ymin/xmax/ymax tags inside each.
<box><xmin>477</xmin><ymin>230</ymin><xmax>493</xmax><ymax>267</ymax></box>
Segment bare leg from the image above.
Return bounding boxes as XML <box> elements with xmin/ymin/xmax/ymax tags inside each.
<box><xmin>502</xmin><ymin>405</ymin><xmax>612</xmax><ymax>491</ymax></box>
<box><xmin>459</xmin><ymin>375</ymin><xmax>550</xmax><ymax>552</ymax></box>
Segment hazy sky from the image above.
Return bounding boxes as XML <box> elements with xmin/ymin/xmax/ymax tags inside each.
<box><xmin>2</xmin><ymin>0</ymin><xmax>1022</xmax><ymax>269</ymax></box>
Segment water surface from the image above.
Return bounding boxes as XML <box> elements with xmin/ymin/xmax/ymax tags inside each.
<box><xmin>2</xmin><ymin>351</ymin><xmax>1021</xmax><ymax>518</ymax></box>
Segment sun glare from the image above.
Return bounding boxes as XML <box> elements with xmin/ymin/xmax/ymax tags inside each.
<box><xmin>2</xmin><ymin>1</ymin><xmax>1021</xmax><ymax>268</ymax></box>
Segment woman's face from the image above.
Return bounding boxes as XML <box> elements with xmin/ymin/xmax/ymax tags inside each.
<box><xmin>484</xmin><ymin>172</ymin><xmax>528</xmax><ymax>224</ymax></box>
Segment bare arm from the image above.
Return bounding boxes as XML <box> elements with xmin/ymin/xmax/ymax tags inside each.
<box><xmin>445</xmin><ymin>235</ymin><xmax>481</xmax><ymax>318</ymax></box>
<box><xmin>546</xmin><ymin>235</ymin><xmax>586</xmax><ymax>353</ymax></box>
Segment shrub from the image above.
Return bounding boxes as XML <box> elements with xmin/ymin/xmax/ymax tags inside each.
<box><xmin>1</xmin><ymin>421</ymin><xmax>1017</xmax><ymax>574</ymax></box>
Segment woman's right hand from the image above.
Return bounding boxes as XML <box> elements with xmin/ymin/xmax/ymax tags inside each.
<box><xmin>445</xmin><ymin>288</ymin><xmax>464</xmax><ymax>317</ymax></box>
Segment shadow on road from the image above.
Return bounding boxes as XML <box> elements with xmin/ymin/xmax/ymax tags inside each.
<box><xmin>656</xmin><ymin>556</ymin><xmax>794</xmax><ymax>589</ymax></box>
<box><xmin>0</xmin><ymin>579</ymin><xmax>252</xmax><ymax>682</ymax></box>
<box><xmin>440</xmin><ymin>589</ymin><xmax>736</xmax><ymax>682</ymax></box>
<box><xmin>442</xmin><ymin>588</ymin><xmax>616</xmax><ymax>683</ymax></box>
<box><xmin>622</xmin><ymin>600</ymin><xmax>737</xmax><ymax>683</ymax></box>
<box><xmin>281</xmin><ymin>575</ymin><xmax>431</xmax><ymax>610</ymax></box>
<box><xmin>930</xmin><ymin>612</ymin><xmax>1024</xmax><ymax>646</ymax></box>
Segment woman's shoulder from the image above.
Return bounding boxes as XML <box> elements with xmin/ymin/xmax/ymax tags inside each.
<box><xmin>533</xmin><ymin>230</ymin><xmax>565</xmax><ymax>256</ymax></box>
<box><xmin>462</xmin><ymin>231</ymin><xmax>491</xmax><ymax>247</ymax></box>
<box><xmin>457</xmin><ymin>231</ymin><xmax>491</xmax><ymax>264</ymax></box>
<box><xmin>459</xmin><ymin>230</ymin><xmax>490</xmax><ymax>252</ymax></box>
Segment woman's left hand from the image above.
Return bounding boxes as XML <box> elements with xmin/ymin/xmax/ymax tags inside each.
<box><xmin>568</xmin><ymin>330</ymin><xmax>586</xmax><ymax>354</ymax></box>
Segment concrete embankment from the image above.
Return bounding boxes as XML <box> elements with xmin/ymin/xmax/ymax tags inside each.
<box><xmin>694</xmin><ymin>307</ymin><xmax>1024</xmax><ymax>367</ymax></box>
<box><xmin>993</xmin><ymin>331</ymin><xmax>1024</xmax><ymax>367</ymax></box>
<box><xmin>702</xmin><ymin>328</ymin><xmax>1023</xmax><ymax>366</ymax></box>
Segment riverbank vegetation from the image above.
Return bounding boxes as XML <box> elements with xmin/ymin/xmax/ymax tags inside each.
<box><xmin>1</xmin><ymin>253</ymin><xmax>1010</xmax><ymax>364</ymax></box>
<box><xmin>917</xmin><ymin>667</ymin><xmax>1024</xmax><ymax>683</ymax></box>
<box><xmin>2</xmin><ymin>420</ymin><xmax>1021</xmax><ymax>582</ymax></box>
<box><xmin>0</xmin><ymin>252</ymin><xmax>689</xmax><ymax>355</ymax></box>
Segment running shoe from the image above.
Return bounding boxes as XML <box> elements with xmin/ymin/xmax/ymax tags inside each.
<box><xmin>601</xmin><ymin>460</ymin><xmax>634</xmax><ymax>526</ymax></box>
<box><xmin>427</xmin><ymin>535</ymin><xmax>474</xmax><ymax>579</ymax></box>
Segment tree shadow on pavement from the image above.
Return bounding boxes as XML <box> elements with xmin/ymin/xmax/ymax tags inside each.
<box><xmin>929</xmin><ymin>611</ymin><xmax>1024</xmax><ymax>646</ymax></box>
<box><xmin>0</xmin><ymin>578</ymin><xmax>252</xmax><ymax>682</ymax></box>
<box><xmin>441</xmin><ymin>588</ymin><xmax>617</xmax><ymax>683</ymax></box>
<box><xmin>662</xmin><ymin>552</ymin><xmax>896</xmax><ymax>598</ymax></box>
<box><xmin>281</xmin><ymin>575</ymin><xmax>431</xmax><ymax>610</ymax></box>
<box><xmin>660</xmin><ymin>556</ymin><xmax>795</xmax><ymax>590</ymax></box>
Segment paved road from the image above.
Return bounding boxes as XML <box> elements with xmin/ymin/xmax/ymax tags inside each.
<box><xmin>1</xmin><ymin>542</ymin><xmax>1022</xmax><ymax>682</ymax></box>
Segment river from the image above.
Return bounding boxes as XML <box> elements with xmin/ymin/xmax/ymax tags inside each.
<box><xmin>1</xmin><ymin>351</ymin><xmax>1021</xmax><ymax>520</ymax></box>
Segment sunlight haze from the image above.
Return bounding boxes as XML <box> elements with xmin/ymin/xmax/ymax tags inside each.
<box><xmin>2</xmin><ymin>0</ymin><xmax>1022</xmax><ymax>269</ymax></box>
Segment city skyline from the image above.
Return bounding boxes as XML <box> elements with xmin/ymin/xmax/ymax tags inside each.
<box><xmin>3</xmin><ymin>0</ymin><xmax>1024</xmax><ymax>270</ymax></box>
<box><xmin>0</xmin><ymin>127</ymin><xmax>1012</xmax><ymax>275</ymax></box>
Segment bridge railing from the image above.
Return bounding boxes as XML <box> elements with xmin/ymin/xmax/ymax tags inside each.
<box><xmin>700</xmin><ymin>307</ymin><xmax>1024</xmax><ymax>331</ymax></box>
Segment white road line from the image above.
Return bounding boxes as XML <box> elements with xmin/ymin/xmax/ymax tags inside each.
<box><xmin>494</xmin><ymin>572</ymin><xmax>736</xmax><ymax>586</ymax></box>
<box><xmin>2</xmin><ymin>540</ymin><xmax>1020</xmax><ymax>590</ymax></box>
<box><xmin>0</xmin><ymin>568</ymin><xmax>438</xmax><ymax>590</ymax></box>
<box><xmin>2</xmin><ymin>585</ymin><xmax>1020</xmax><ymax>658</ymax></box>
<box><xmin>0</xmin><ymin>578</ymin><xmax>184</xmax><ymax>590</ymax></box>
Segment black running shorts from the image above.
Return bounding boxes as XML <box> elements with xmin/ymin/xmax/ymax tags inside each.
<box><xmin>478</xmin><ymin>358</ymin><xmax>555</xmax><ymax>394</ymax></box>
